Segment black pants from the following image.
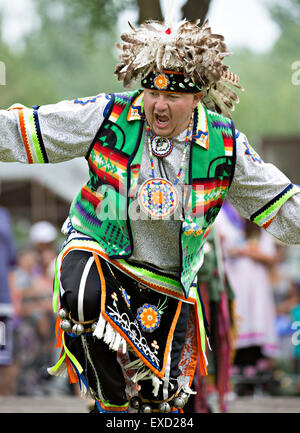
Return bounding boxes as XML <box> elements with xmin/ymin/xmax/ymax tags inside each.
<box><xmin>60</xmin><ymin>250</ymin><xmax>189</xmax><ymax>405</ymax></box>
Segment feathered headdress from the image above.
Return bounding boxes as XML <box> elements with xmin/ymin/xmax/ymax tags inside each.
<box><xmin>114</xmin><ymin>1</ymin><xmax>243</xmax><ymax>118</ymax></box>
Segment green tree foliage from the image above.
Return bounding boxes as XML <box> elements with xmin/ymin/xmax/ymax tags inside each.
<box><xmin>32</xmin><ymin>0</ymin><xmax>210</xmax><ymax>31</ymax></box>
<box><xmin>0</xmin><ymin>1</ymin><xmax>124</xmax><ymax>109</ymax></box>
<box><xmin>0</xmin><ymin>0</ymin><xmax>299</xmax><ymax>147</ymax></box>
<box><xmin>0</xmin><ymin>0</ymin><xmax>212</xmax><ymax>108</ymax></box>
<box><xmin>33</xmin><ymin>0</ymin><xmax>132</xmax><ymax>39</ymax></box>
<box><xmin>226</xmin><ymin>0</ymin><xmax>300</xmax><ymax>144</ymax></box>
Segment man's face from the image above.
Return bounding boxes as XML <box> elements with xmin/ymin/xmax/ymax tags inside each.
<box><xmin>143</xmin><ymin>89</ymin><xmax>203</xmax><ymax>138</ymax></box>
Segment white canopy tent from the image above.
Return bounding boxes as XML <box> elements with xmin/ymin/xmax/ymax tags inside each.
<box><xmin>0</xmin><ymin>157</ymin><xmax>89</xmax><ymax>203</ymax></box>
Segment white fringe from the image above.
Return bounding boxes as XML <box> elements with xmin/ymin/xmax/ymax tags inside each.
<box><xmin>93</xmin><ymin>314</ymin><xmax>106</xmax><ymax>339</ymax></box>
<box><xmin>80</xmin><ymin>382</ymin><xmax>93</xmax><ymax>399</ymax></box>
<box><xmin>124</xmin><ymin>358</ymin><xmax>144</xmax><ymax>371</ymax></box>
<box><xmin>120</xmin><ymin>338</ymin><xmax>127</xmax><ymax>354</ymax></box>
<box><xmin>206</xmin><ymin>335</ymin><xmax>212</xmax><ymax>351</ymax></box>
<box><xmin>92</xmin><ymin>312</ymin><xmax>127</xmax><ymax>354</ymax></box>
<box><xmin>104</xmin><ymin>322</ymin><xmax>114</xmax><ymax>345</ymax></box>
<box><xmin>152</xmin><ymin>376</ymin><xmax>162</xmax><ymax>397</ymax></box>
<box><xmin>112</xmin><ymin>332</ymin><xmax>122</xmax><ymax>351</ymax></box>
<box><xmin>47</xmin><ymin>361</ymin><xmax>67</xmax><ymax>378</ymax></box>
<box><xmin>182</xmin><ymin>384</ymin><xmax>197</xmax><ymax>396</ymax></box>
<box><xmin>124</xmin><ymin>357</ymin><xmax>163</xmax><ymax>397</ymax></box>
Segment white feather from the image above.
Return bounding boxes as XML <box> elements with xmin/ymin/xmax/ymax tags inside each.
<box><xmin>164</xmin><ymin>0</ymin><xmax>176</xmax><ymax>29</ymax></box>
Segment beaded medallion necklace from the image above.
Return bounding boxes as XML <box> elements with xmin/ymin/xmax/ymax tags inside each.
<box><xmin>138</xmin><ymin>117</ymin><xmax>193</xmax><ymax>219</ymax></box>
<box><xmin>150</xmin><ymin>135</ymin><xmax>173</xmax><ymax>158</ymax></box>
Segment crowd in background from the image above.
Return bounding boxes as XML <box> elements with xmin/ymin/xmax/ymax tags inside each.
<box><xmin>216</xmin><ymin>202</ymin><xmax>300</xmax><ymax>398</ymax></box>
<box><xmin>0</xmin><ymin>212</ymin><xmax>78</xmax><ymax>397</ymax></box>
<box><xmin>0</xmin><ymin>202</ymin><xmax>300</xmax><ymax>402</ymax></box>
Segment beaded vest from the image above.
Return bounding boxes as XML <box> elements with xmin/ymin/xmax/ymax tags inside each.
<box><xmin>69</xmin><ymin>90</ymin><xmax>236</xmax><ymax>297</ymax></box>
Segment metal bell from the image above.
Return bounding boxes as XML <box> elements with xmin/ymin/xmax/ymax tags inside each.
<box><xmin>58</xmin><ymin>308</ymin><xmax>68</xmax><ymax>320</ymax></box>
<box><xmin>129</xmin><ymin>396</ymin><xmax>141</xmax><ymax>410</ymax></box>
<box><xmin>60</xmin><ymin>319</ymin><xmax>72</xmax><ymax>332</ymax></box>
<box><xmin>72</xmin><ymin>323</ymin><xmax>85</xmax><ymax>335</ymax></box>
<box><xmin>158</xmin><ymin>402</ymin><xmax>171</xmax><ymax>413</ymax></box>
<box><xmin>91</xmin><ymin>321</ymin><xmax>98</xmax><ymax>333</ymax></box>
<box><xmin>173</xmin><ymin>396</ymin><xmax>186</xmax><ymax>409</ymax></box>
<box><xmin>179</xmin><ymin>392</ymin><xmax>189</xmax><ymax>403</ymax></box>
<box><xmin>140</xmin><ymin>404</ymin><xmax>152</xmax><ymax>413</ymax></box>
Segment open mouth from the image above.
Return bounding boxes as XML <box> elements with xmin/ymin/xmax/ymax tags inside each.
<box><xmin>154</xmin><ymin>113</ymin><xmax>169</xmax><ymax>128</ymax></box>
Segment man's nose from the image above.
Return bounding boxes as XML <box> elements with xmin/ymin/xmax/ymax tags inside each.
<box><xmin>154</xmin><ymin>95</ymin><xmax>168</xmax><ymax>111</ymax></box>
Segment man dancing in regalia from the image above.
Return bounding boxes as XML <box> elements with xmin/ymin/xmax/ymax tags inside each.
<box><xmin>0</xmin><ymin>5</ymin><xmax>299</xmax><ymax>413</ymax></box>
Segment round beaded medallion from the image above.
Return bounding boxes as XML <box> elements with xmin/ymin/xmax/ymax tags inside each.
<box><xmin>136</xmin><ymin>303</ymin><xmax>161</xmax><ymax>333</ymax></box>
<box><xmin>150</xmin><ymin>136</ymin><xmax>173</xmax><ymax>158</ymax></box>
<box><xmin>138</xmin><ymin>178</ymin><xmax>178</xmax><ymax>218</ymax></box>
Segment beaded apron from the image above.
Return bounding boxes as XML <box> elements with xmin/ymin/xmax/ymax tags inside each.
<box><xmin>96</xmin><ymin>257</ymin><xmax>183</xmax><ymax>379</ymax></box>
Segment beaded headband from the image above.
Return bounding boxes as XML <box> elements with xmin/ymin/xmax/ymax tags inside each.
<box><xmin>141</xmin><ymin>70</ymin><xmax>202</xmax><ymax>94</ymax></box>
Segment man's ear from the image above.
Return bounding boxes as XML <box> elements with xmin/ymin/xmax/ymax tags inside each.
<box><xmin>192</xmin><ymin>92</ymin><xmax>204</xmax><ymax>109</ymax></box>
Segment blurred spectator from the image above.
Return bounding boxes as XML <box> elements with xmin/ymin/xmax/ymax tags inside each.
<box><xmin>13</xmin><ymin>249</ymin><xmax>39</xmax><ymax>317</ymax></box>
<box><xmin>270</xmin><ymin>243</ymin><xmax>299</xmax><ymax>362</ymax></box>
<box><xmin>12</xmin><ymin>222</ymin><xmax>58</xmax><ymax>395</ymax></box>
<box><xmin>0</xmin><ymin>179</ymin><xmax>18</xmax><ymax>395</ymax></box>
<box><xmin>9</xmin><ymin>220</ymin><xmax>80</xmax><ymax>397</ymax></box>
<box><xmin>215</xmin><ymin>201</ymin><xmax>279</xmax><ymax>396</ymax></box>
<box><xmin>270</xmin><ymin>242</ymin><xmax>300</xmax><ymax>378</ymax></box>
<box><xmin>291</xmin><ymin>303</ymin><xmax>300</xmax><ymax>375</ymax></box>
<box><xmin>29</xmin><ymin>221</ymin><xmax>58</xmax><ymax>254</ymax></box>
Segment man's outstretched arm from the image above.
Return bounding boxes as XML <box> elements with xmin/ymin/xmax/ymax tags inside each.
<box><xmin>0</xmin><ymin>94</ymin><xmax>111</xmax><ymax>164</ymax></box>
<box><xmin>227</xmin><ymin>130</ymin><xmax>300</xmax><ymax>245</ymax></box>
